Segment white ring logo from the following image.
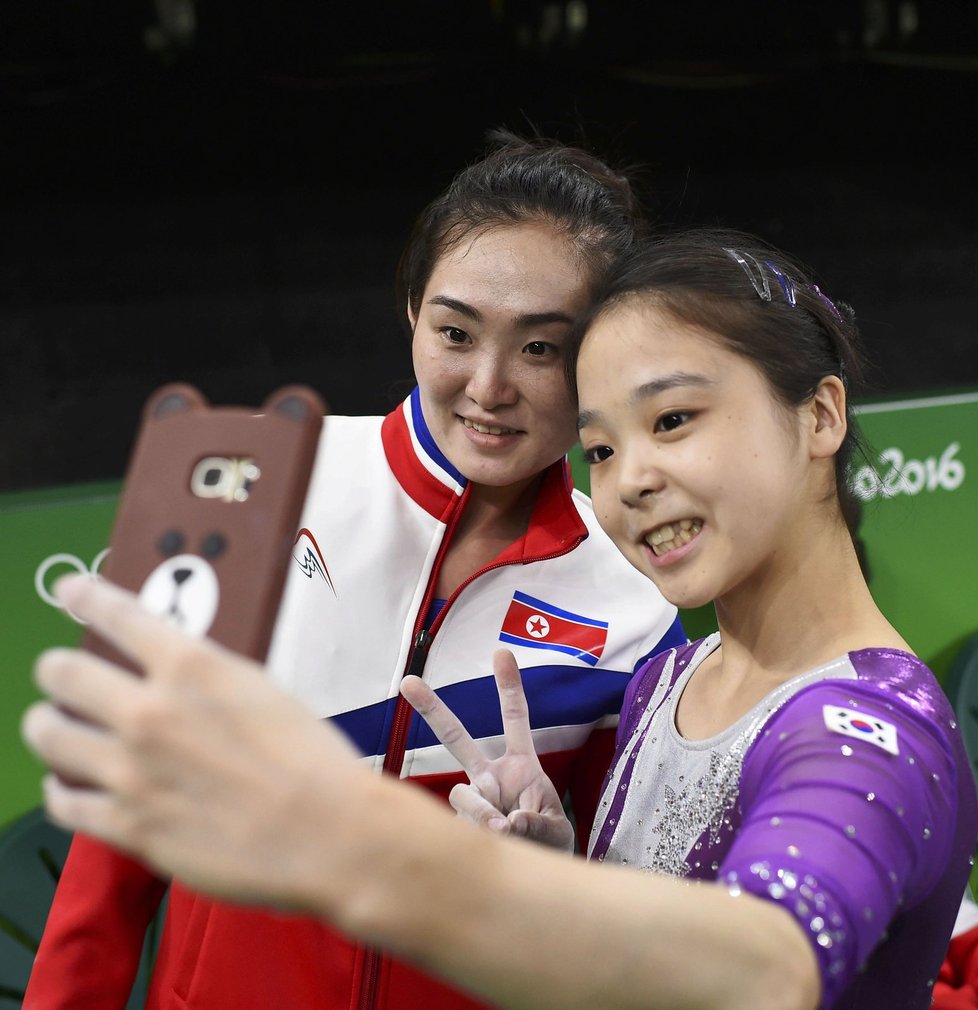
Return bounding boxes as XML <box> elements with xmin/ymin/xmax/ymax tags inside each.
<box><xmin>525</xmin><ymin>614</ymin><xmax>550</xmax><ymax>639</ymax></box>
<box><xmin>35</xmin><ymin>549</ymin><xmax>110</xmax><ymax>624</ymax></box>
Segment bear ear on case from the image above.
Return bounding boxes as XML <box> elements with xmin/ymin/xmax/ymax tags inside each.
<box><xmin>144</xmin><ymin>383</ymin><xmax>208</xmax><ymax>422</ymax></box>
<box><xmin>264</xmin><ymin>385</ymin><xmax>328</xmax><ymax>423</ymax></box>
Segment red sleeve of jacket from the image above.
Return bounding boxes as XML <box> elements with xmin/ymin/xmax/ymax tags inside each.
<box><xmin>934</xmin><ymin>925</ymin><xmax>978</xmax><ymax>1009</ymax></box>
<box><xmin>567</xmin><ymin>725</ymin><xmax>616</xmax><ymax>851</ymax></box>
<box><xmin>24</xmin><ymin>833</ymin><xmax>168</xmax><ymax>1009</ymax></box>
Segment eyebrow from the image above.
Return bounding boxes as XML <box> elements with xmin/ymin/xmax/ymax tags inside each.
<box><xmin>577</xmin><ymin>371</ymin><xmax>715</xmax><ymax>431</ymax></box>
<box><xmin>426</xmin><ymin>295</ymin><xmax>575</xmax><ymax>329</ymax></box>
<box><xmin>427</xmin><ymin>295</ymin><xmax>482</xmax><ymax>323</ymax></box>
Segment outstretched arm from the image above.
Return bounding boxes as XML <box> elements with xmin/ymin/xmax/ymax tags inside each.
<box><xmin>23</xmin><ymin>575</ymin><xmax>819</xmax><ymax>1010</ymax></box>
<box><xmin>400</xmin><ymin>651</ymin><xmax>574</xmax><ymax>851</ymax></box>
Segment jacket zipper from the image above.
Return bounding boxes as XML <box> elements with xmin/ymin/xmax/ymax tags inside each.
<box><xmin>380</xmin><ymin>627</ymin><xmax>432</xmax><ymax>778</ymax></box>
<box><xmin>356</xmin><ymin>491</ymin><xmax>468</xmax><ymax>1010</ymax></box>
<box><xmin>381</xmin><ymin>537</ymin><xmax>583</xmax><ymax>782</ymax></box>
<box><xmin>357</xmin><ymin>495</ymin><xmax>585</xmax><ymax>1010</ymax></box>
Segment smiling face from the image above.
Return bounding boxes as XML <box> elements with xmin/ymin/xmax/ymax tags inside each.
<box><xmin>410</xmin><ymin>221</ymin><xmax>589</xmax><ymax>491</ymax></box>
<box><xmin>576</xmin><ymin>299</ymin><xmax>821</xmax><ymax>610</ymax></box>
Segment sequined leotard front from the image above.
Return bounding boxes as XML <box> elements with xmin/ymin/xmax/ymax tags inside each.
<box><xmin>589</xmin><ymin>636</ymin><xmax>977</xmax><ymax>1010</ymax></box>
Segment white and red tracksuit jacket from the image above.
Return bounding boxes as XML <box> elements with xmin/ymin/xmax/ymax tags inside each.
<box><xmin>26</xmin><ymin>389</ymin><xmax>683</xmax><ymax>1010</ymax></box>
<box><xmin>935</xmin><ymin>889</ymin><xmax>978</xmax><ymax>1009</ymax></box>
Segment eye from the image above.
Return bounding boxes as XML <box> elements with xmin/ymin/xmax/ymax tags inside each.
<box><xmin>524</xmin><ymin>340</ymin><xmax>557</xmax><ymax>358</ymax></box>
<box><xmin>200</xmin><ymin>533</ymin><xmax>227</xmax><ymax>559</ymax></box>
<box><xmin>158</xmin><ymin>530</ymin><xmax>185</xmax><ymax>556</ymax></box>
<box><xmin>654</xmin><ymin>411</ymin><xmax>691</xmax><ymax>433</ymax></box>
<box><xmin>582</xmin><ymin>444</ymin><xmax>614</xmax><ymax>465</ymax></box>
<box><xmin>441</xmin><ymin>326</ymin><xmax>470</xmax><ymax>345</ymax></box>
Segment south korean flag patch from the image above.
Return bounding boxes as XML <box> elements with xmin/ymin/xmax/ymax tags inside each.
<box><xmin>823</xmin><ymin>705</ymin><xmax>900</xmax><ymax>755</ymax></box>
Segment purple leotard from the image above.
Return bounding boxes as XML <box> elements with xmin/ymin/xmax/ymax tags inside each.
<box><xmin>589</xmin><ymin>636</ymin><xmax>977</xmax><ymax>1010</ymax></box>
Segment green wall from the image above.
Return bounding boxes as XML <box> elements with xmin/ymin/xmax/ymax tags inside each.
<box><xmin>1</xmin><ymin>483</ymin><xmax>118</xmax><ymax>828</ymax></box>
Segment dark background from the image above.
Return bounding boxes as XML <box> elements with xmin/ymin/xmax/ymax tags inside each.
<box><xmin>3</xmin><ymin>1</ymin><xmax>977</xmax><ymax>493</ymax></box>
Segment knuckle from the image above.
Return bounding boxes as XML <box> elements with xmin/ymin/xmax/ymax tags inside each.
<box><xmin>122</xmin><ymin>692</ymin><xmax>171</xmax><ymax>746</ymax></box>
<box><xmin>448</xmin><ymin>783</ymin><xmax>471</xmax><ymax>810</ymax></box>
<box><xmin>449</xmin><ymin>785</ymin><xmax>485</xmax><ymax>821</ymax></box>
<box><xmin>109</xmin><ymin>763</ymin><xmax>144</xmax><ymax>803</ymax></box>
<box><xmin>440</xmin><ymin>723</ymin><xmax>464</xmax><ymax>747</ymax></box>
<box><xmin>161</xmin><ymin>637</ymin><xmax>209</xmax><ymax>679</ymax></box>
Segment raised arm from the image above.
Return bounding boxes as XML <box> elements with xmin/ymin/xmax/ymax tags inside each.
<box><xmin>23</xmin><ymin>576</ymin><xmax>819</xmax><ymax>1010</ymax></box>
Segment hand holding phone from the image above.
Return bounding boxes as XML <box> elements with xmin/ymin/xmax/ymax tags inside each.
<box><xmin>84</xmin><ymin>383</ymin><xmax>325</xmax><ymax>668</ymax></box>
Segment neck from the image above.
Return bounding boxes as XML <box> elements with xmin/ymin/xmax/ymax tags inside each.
<box><xmin>461</xmin><ymin>474</ymin><xmax>544</xmax><ymax>538</ymax></box>
<box><xmin>432</xmin><ymin>473</ymin><xmax>546</xmax><ymax>600</ymax></box>
<box><xmin>711</xmin><ymin>516</ymin><xmax>910</xmax><ymax>686</ymax></box>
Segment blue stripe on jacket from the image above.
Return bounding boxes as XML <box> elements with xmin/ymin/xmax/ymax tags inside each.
<box><xmin>330</xmin><ymin>614</ymin><xmax>687</xmax><ymax>759</ymax></box>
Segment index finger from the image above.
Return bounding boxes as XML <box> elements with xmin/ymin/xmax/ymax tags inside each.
<box><xmin>55</xmin><ymin>574</ymin><xmax>188</xmax><ymax>670</ymax></box>
<box><xmin>492</xmin><ymin>650</ymin><xmax>535</xmax><ymax>755</ymax></box>
<box><xmin>400</xmin><ymin>675</ymin><xmax>488</xmax><ymax>777</ymax></box>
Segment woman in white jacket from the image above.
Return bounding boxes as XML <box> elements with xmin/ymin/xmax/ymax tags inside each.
<box><xmin>24</xmin><ymin>130</ymin><xmax>682</xmax><ymax>1010</ymax></box>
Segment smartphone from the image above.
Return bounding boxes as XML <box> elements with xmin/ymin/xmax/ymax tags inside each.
<box><xmin>83</xmin><ymin>382</ymin><xmax>325</xmax><ymax>668</ymax></box>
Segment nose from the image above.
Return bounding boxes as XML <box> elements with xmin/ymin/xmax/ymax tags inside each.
<box><xmin>616</xmin><ymin>446</ymin><xmax>665</xmax><ymax>508</ymax></box>
<box><xmin>464</xmin><ymin>350</ymin><xmax>518</xmax><ymax>410</ymax></box>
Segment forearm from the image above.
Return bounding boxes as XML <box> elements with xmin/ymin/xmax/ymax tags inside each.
<box><xmin>297</xmin><ymin>770</ymin><xmax>820</xmax><ymax>1010</ymax></box>
<box><xmin>22</xmin><ymin>577</ymin><xmax>818</xmax><ymax>1010</ymax></box>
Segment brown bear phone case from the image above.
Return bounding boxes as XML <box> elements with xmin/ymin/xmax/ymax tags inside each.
<box><xmin>83</xmin><ymin>382</ymin><xmax>325</xmax><ymax>669</ymax></box>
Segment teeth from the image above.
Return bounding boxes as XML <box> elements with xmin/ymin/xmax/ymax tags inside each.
<box><xmin>463</xmin><ymin>418</ymin><xmax>517</xmax><ymax>436</ymax></box>
<box><xmin>645</xmin><ymin>518</ymin><xmax>702</xmax><ymax>557</ymax></box>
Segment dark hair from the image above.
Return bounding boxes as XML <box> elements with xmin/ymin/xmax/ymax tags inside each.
<box><xmin>572</xmin><ymin>227</ymin><xmax>869</xmax><ymax>536</ymax></box>
<box><xmin>396</xmin><ymin>129</ymin><xmax>645</xmax><ymax>324</ymax></box>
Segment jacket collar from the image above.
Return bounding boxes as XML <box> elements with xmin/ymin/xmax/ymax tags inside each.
<box><xmin>381</xmin><ymin>388</ymin><xmax>587</xmax><ymax>554</ymax></box>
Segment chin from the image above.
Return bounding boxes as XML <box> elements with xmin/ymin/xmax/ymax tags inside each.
<box><xmin>647</xmin><ymin>574</ymin><xmax>714</xmax><ymax>612</ymax></box>
<box><xmin>672</xmin><ymin>590</ymin><xmax>715</xmax><ymax>611</ymax></box>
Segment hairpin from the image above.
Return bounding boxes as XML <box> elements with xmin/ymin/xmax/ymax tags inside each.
<box><xmin>764</xmin><ymin>261</ymin><xmax>796</xmax><ymax>306</ymax></box>
<box><xmin>723</xmin><ymin>248</ymin><xmax>771</xmax><ymax>301</ymax></box>
<box><xmin>808</xmin><ymin>283</ymin><xmax>844</xmax><ymax>322</ymax></box>
<box><xmin>725</xmin><ymin>247</ymin><xmax>844</xmax><ymax>323</ymax></box>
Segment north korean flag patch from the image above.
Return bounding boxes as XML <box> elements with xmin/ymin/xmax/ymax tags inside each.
<box><xmin>499</xmin><ymin>591</ymin><xmax>608</xmax><ymax>666</ymax></box>
<box><xmin>822</xmin><ymin>705</ymin><xmax>899</xmax><ymax>755</ymax></box>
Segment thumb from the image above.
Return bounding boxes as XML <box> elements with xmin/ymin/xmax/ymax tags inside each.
<box><xmin>507</xmin><ymin>810</ymin><xmax>575</xmax><ymax>851</ymax></box>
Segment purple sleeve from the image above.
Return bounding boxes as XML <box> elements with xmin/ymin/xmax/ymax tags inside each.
<box><xmin>719</xmin><ymin>678</ymin><xmax>960</xmax><ymax>1009</ymax></box>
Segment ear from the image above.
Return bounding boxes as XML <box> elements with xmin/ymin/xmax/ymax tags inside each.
<box><xmin>406</xmin><ymin>295</ymin><xmax>418</xmax><ymax>334</ymax></box>
<box><xmin>807</xmin><ymin>375</ymin><xmax>847</xmax><ymax>460</ymax></box>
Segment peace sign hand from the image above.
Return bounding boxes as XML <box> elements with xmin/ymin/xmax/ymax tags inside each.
<box><xmin>400</xmin><ymin>649</ymin><xmax>575</xmax><ymax>853</ymax></box>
